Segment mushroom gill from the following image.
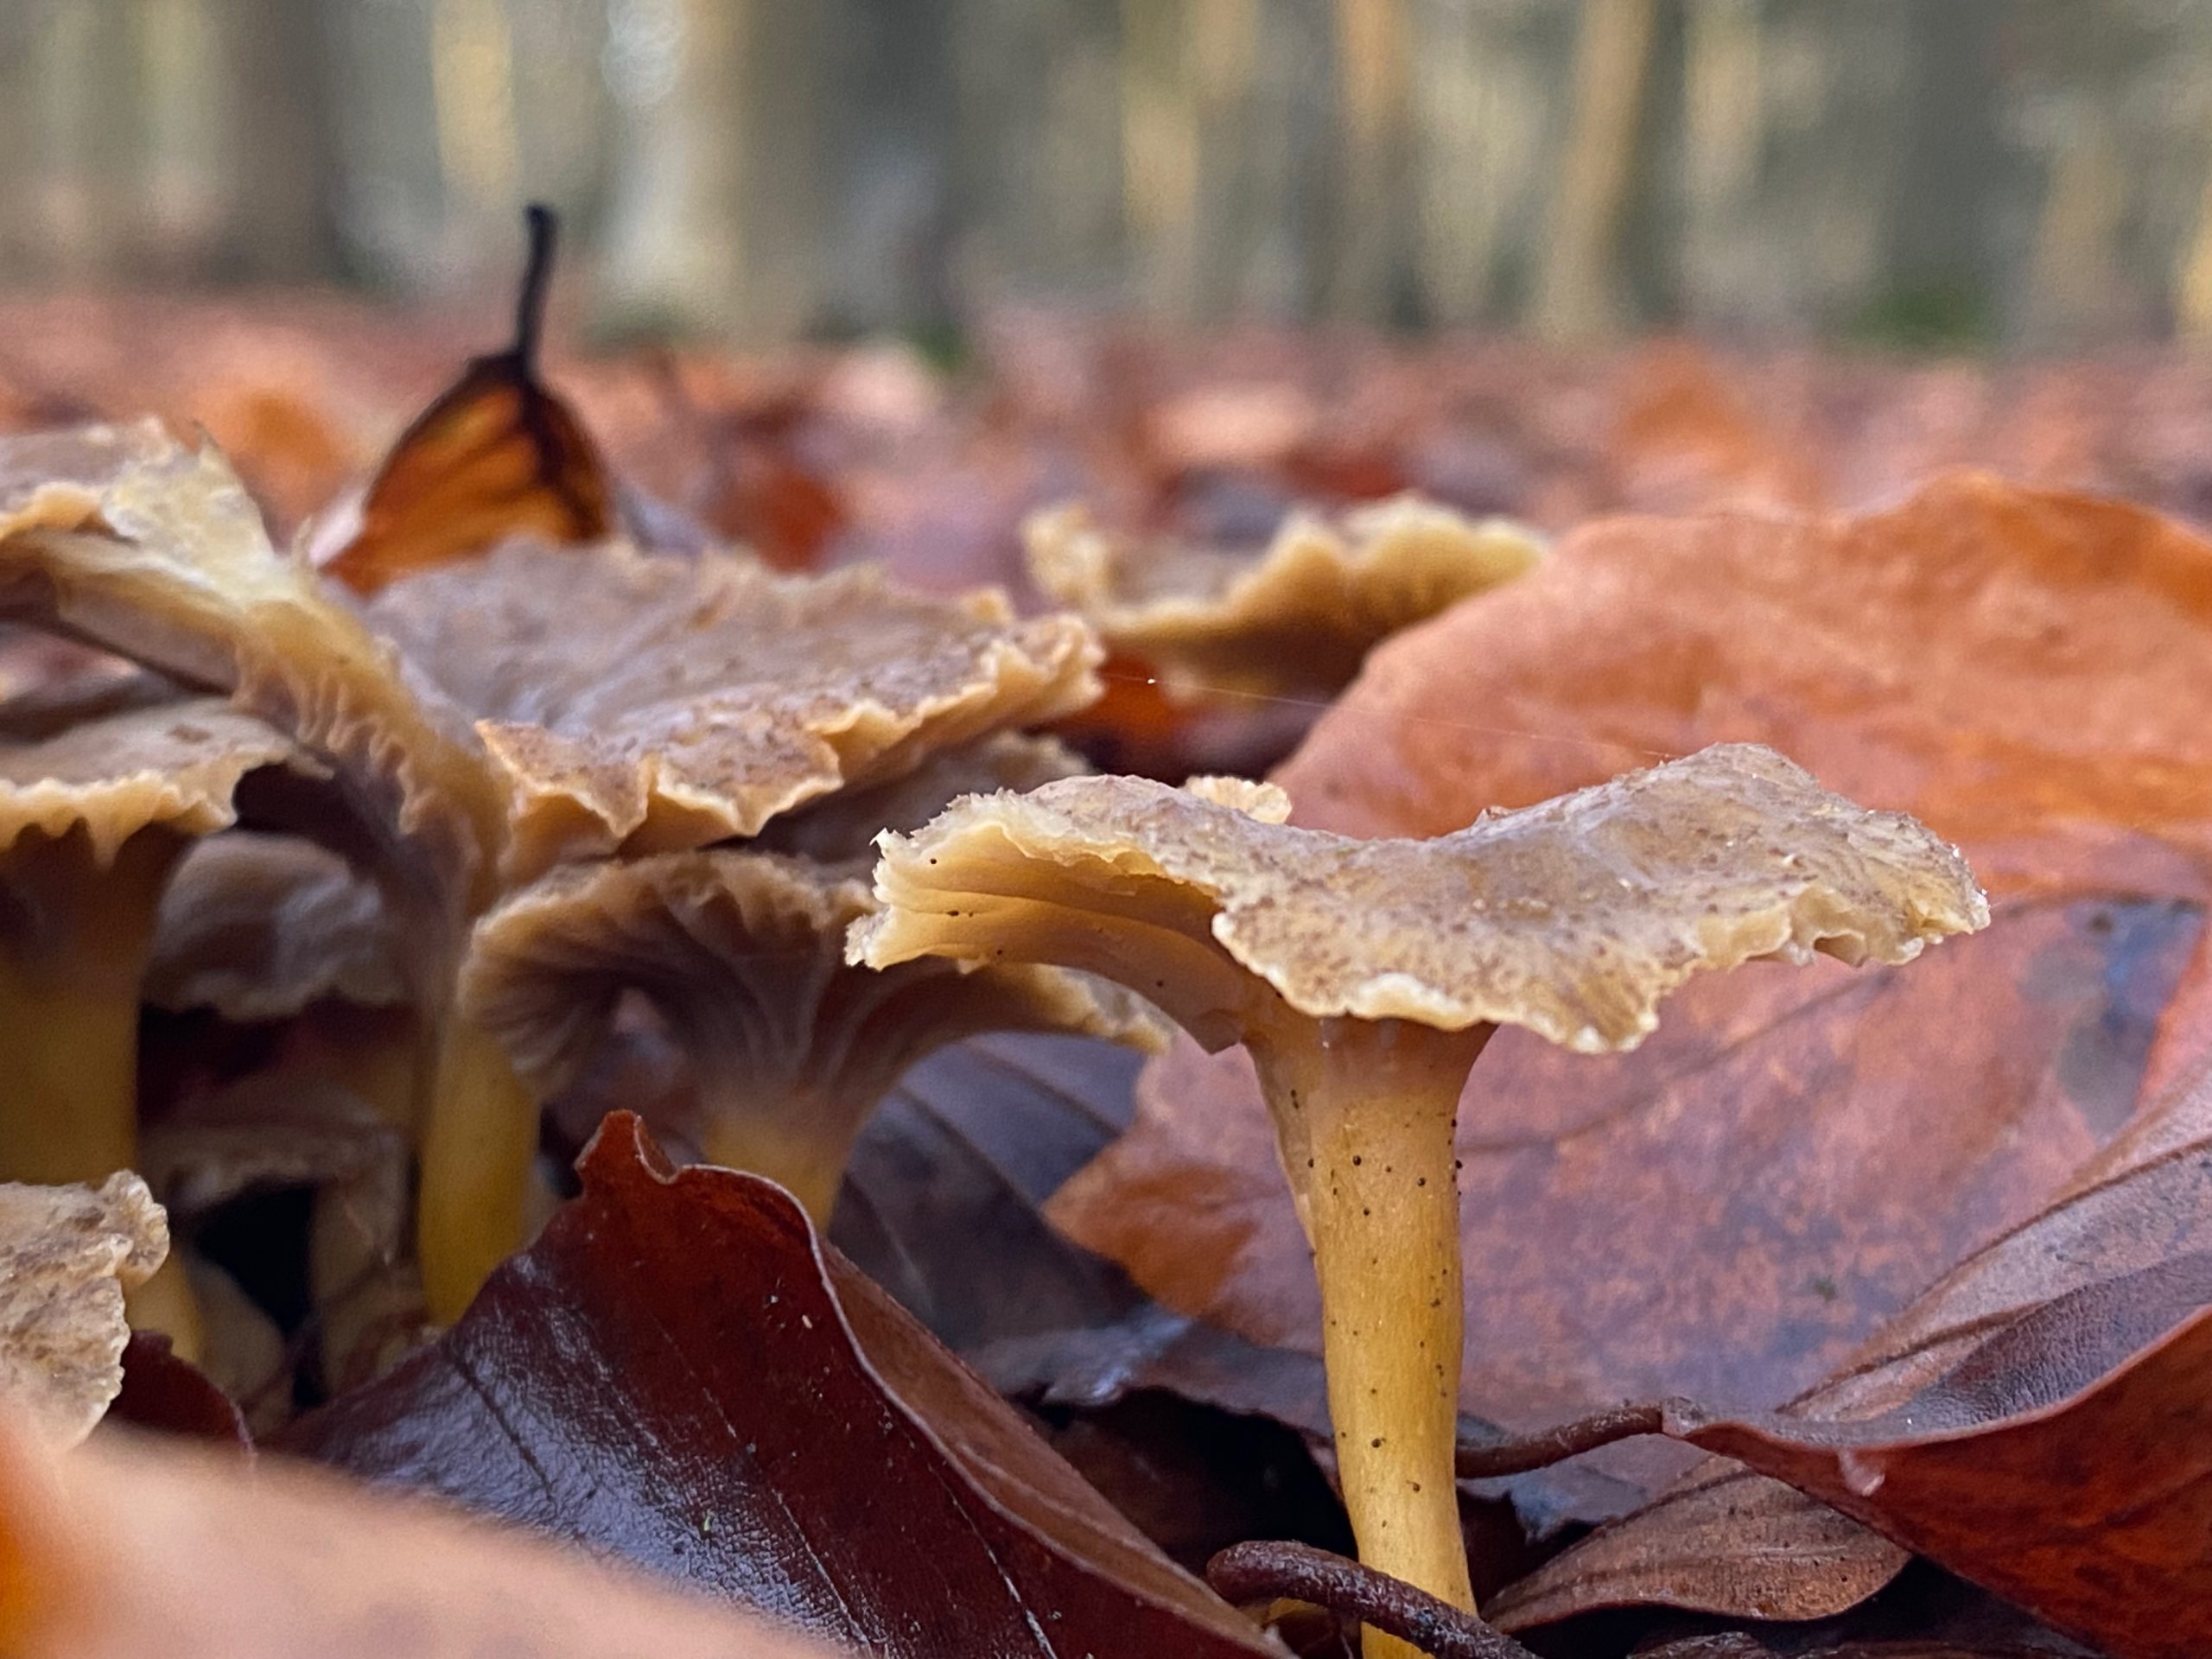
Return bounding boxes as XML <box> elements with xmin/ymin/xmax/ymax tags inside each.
<box><xmin>851</xmin><ymin>743</ymin><xmax>1986</xmax><ymax>1646</ymax></box>
<box><xmin>1025</xmin><ymin>493</ymin><xmax>1544</xmax><ymax>703</ymax></box>
<box><xmin>148</xmin><ymin>833</ymin><xmax>407</xmax><ymax>1029</ymax></box>
<box><xmin>464</xmin><ymin>848</ymin><xmax>1160</xmax><ymax>1224</ymax></box>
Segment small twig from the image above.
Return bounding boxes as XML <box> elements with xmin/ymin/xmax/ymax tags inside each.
<box><xmin>1205</xmin><ymin>1541</ymin><xmax>1540</xmax><ymax>1659</ymax></box>
<box><xmin>512</xmin><ymin>204</ymin><xmax>558</xmax><ymax>370</ymax></box>
<box><xmin>1453</xmin><ymin>1401</ymin><xmax>1668</xmax><ymax>1478</ymax></box>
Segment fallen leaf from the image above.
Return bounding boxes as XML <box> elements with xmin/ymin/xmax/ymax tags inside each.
<box><xmin>0</xmin><ymin>1415</ymin><xmax>844</xmax><ymax>1659</ymax></box>
<box><xmin>321</xmin><ymin>208</ymin><xmax>612</xmax><ymax>594</ymax></box>
<box><xmin>103</xmin><ymin>1332</ymin><xmax>249</xmax><ymax>1450</ymax></box>
<box><xmin>1491</xmin><ymin>1043</ymin><xmax>2212</xmax><ymax>1656</ymax></box>
<box><xmin>283</xmin><ymin>1111</ymin><xmax>1275</xmax><ymax>1659</ymax></box>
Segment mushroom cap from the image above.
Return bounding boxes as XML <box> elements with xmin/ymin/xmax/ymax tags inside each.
<box><xmin>1023</xmin><ymin>495</ymin><xmax>1544</xmax><ymax>701</ymax></box>
<box><xmin>0</xmin><ymin>626</ymin><xmax>146</xmax><ymax>715</ymax></box>
<box><xmin>757</xmin><ymin>730</ymin><xmax>1089</xmax><ymax>863</ymax></box>
<box><xmin>139</xmin><ymin>1070</ymin><xmax>404</xmax><ymax>1221</ymax></box>
<box><xmin>463</xmin><ymin>847</ymin><xmax>1160</xmax><ymax>1103</ymax></box>
<box><xmin>0</xmin><ymin>422</ymin><xmax>506</xmax><ymax>916</ymax></box>
<box><xmin>0</xmin><ymin>696</ymin><xmax>314</xmax><ymax>865</ymax></box>
<box><xmin>364</xmin><ymin>539</ymin><xmax>1103</xmax><ymax>882</ymax></box>
<box><xmin>853</xmin><ymin>743</ymin><xmax>1988</xmax><ymax>1053</ymax></box>
<box><xmin>146</xmin><ymin>833</ymin><xmax>405</xmax><ymax>1020</ymax></box>
<box><xmin>0</xmin><ymin>1172</ymin><xmax>167</xmax><ymax>1451</ymax></box>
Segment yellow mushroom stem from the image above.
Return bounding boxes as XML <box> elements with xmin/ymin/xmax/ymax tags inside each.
<box><xmin>1248</xmin><ymin>1015</ymin><xmax>1492</xmax><ymax>1655</ymax></box>
<box><xmin>307</xmin><ymin>1007</ymin><xmax>423</xmax><ymax>1375</ymax></box>
<box><xmin>416</xmin><ymin>1015</ymin><xmax>543</xmax><ymax>1325</ymax></box>
<box><xmin>0</xmin><ymin>825</ymin><xmax>181</xmax><ymax>1183</ymax></box>
<box><xmin>0</xmin><ymin>823</ymin><xmax>207</xmax><ymax>1359</ymax></box>
<box><xmin>696</xmin><ymin>1095</ymin><xmax>857</xmax><ymax>1225</ymax></box>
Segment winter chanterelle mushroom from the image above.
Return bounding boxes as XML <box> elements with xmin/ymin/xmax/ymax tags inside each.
<box><xmin>852</xmin><ymin>743</ymin><xmax>1986</xmax><ymax>1649</ymax></box>
<box><xmin>1024</xmin><ymin>494</ymin><xmax>1544</xmax><ymax>703</ymax></box>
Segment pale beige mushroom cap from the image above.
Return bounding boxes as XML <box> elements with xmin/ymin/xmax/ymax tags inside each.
<box><xmin>0</xmin><ymin>1172</ymin><xmax>167</xmax><ymax>1451</ymax></box>
<box><xmin>146</xmin><ymin>833</ymin><xmax>404</xmax><ymax>1020</ymax></box>
<box><xmin>0</xmin><ymin>698</ymin><xmax>313</xmax><ymax>865</ymax></box>
<box><xmin>463</xmin><ymin>847</ymin><xmax>1160</xmax><ymax>1106</ymax></box>
<box><xmin>1024</xmin><ymin>494</ymin><xmax>1544</xmax><ymax>702</ymax></box>
<box><xmin>0</xmin><ymin>422</ymin><xmax>505</xmax><ymax>917</ymax></box>
<box><xmin>852</xmin><ymin>743</ymin><xmax>1988</xmax><ymax>1054</ymax></box>
<box><xmin>365</xmin><ymin>540</ymin><xmax>1104</xmax><ymax>883</ymax></box>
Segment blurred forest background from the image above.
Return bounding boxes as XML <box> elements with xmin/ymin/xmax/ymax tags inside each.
<box><xmin>7</xmin><ymin>0</ymin><xmax>2212</xmax><ymax>351</ymax></box>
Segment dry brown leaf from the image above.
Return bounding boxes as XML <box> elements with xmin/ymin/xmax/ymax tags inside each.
<box><xmin>321</xmin><ymin>207</ymin><xmax>613</xmax><ymax>595</ymax></box>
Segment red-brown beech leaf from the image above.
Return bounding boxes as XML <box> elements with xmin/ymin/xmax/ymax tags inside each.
<box><xmin>102</xmin><ymin>1332</ymin><xmax>250</xmax><ymax>1451</ymax></box>
<box><xmin>1491</xmin><ymin>1055</ymin><xmax>2212</xmax><ymax>1656</ymax></box>
<box><xmin>283</xmin><ymin>1111</ymin><xmax>1274</xmax><ymax>1659</ymax></box>
<box><xmin>1049</xmin><ymin>474</ymin><xmax>2212</xmax><ymax>1559</ymax></box>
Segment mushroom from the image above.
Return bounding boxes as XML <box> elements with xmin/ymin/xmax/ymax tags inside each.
<box><xmin>849</xmin><ymin>743</ymin><xmax>1987</xmax><ymax>1637</ymax></box>
<box><xmin>0</xmin><ymin>425</ymin><xmax>1110</xmax><ymax>1318</ymax></box>
<box><xmin>0</xmin><ymin>699</ymin><xmax>313</xmax><ymax>1189</ymax></box>
<box><xmin>359</xmin><ymin>538</ymin><xmax>1103</xmax><ymax>1313</ymax></box>
<box><xmin>0</xmin><ymin>423</ymin><xmax>520</xmax><ymax>1320</ymax></box>
<box><xmin>147</xmin><ymin>833</ymin><xmax>408</xmax><ymax>1028</ymax></box>
<box><xmin>360</xmin><ymin>537</ymin><xmax>1102</xmax><ymax>883</ymax></box>
<box><xmin>0</xmin><ymin>1172</ymin><xmax>167</xmax><ymax>1451</ymax></box>
<box><xmin>1024</xmin><ymin>494</ymin><xmax>1544</xmax><ymax>703</ymax></box>
<box><xmin>463</xmin><ymin>847</ymin><xmax>1160</xmax><ymax>1223</ymax></box>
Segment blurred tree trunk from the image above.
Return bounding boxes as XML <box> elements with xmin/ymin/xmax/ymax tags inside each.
<box><xmin>321</xmin><ymin>0</ymin><xmax>453</xmax><ymax>288</ymax></box>
<box><xmin>1325</xmin><ymin>0</ymin><xmax>1413</xmax><ymax>321</ymax></box>
<box><xmin>949</xmin><ymin>0</ymin><xmax>1123</xmax><ymax>308</ymax></box>
<box><xmin>1879</xmin><ymin>0</ymin><xmax>2005</xmax><ymax>342</ymax></box>
<box><xmin>599</xmin><ymin>0</ymin><xmax>833</xmax><ymax>340</ymax></box>
<box><xmin>1405</xmin><ymin>0</ymin><xmax>1561</xmax><ymax>327</ymax></box>
<box><xmin>18</xmin><ymin>0</ymin><xmax>143</xmax><ymax>282</ymax></box>
<box><xmin>1533</xmin><ymin>0</ymin><xmax>1657</xmax><ymax>341</ymax></box>
<box><xmin>1675</xmin><ymin>0</ymin><xmax>1763</xmax><ymax>324</ymax></box>
<box><xmin>824</xmin><ymin>0</ymin><xmax>956</xmax><ymax>334</ymax></box>
<box><xmin>213</xmin><ymin>0</ymin><xmax>341</xmax><ymax>281</ymax></box>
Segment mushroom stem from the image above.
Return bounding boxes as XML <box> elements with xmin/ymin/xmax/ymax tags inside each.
<box><xmin>123</xmin><ymin>1256</ymin><xmax>207</xmax><ymax>1365</ymax></box>
<box><xmin>416</xmin><ymin>1015</ymin><xmax>543</xmax><ymax>1324</ymax></box>
<box><xmin>1249</xmin><ymin>1016</ymin><xmax>1491</xmax><ymax>1652</ymax></box>
<box><xmin>696</xmin><ymin>1095</ymin><xmax>858</xmax><ymax>1224</ymax></box>
<box><xmin>0</xmin><ymin>826</ymin><xmax>181</xmax><ymax>1185</ymax></box>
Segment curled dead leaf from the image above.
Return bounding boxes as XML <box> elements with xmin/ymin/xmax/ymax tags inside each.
<box><xmin>283</xmin><ymin>1112</ymin><xmax>1275</xmax><ymax>1658</ymax></box>
<box><xmin>321</xmin><ymin>207</ymin><xmax>613</xmax><ymax>595</ymax></box>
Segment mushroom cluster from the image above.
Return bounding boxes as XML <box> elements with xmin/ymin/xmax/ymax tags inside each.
<box><xmin>0</xmin><ymin>416</ymin><xmax>1136</xmax><ymax>1345</ymax></box>
<box><xmin>0</xmin><ymin>372</ymin><xmax>1985</xmax><ymax>1640</ymax></box>
<box><xmin>1025</xmin><ymin>493</ymin><xmax>1546</xmax><ymax>704</ymax></box>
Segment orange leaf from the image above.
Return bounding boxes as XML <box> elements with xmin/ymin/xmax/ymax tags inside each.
<box><xmin>323</xmin><ymin>207</ymin><xmax>612</xmax><ymax>594</ymax></box>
